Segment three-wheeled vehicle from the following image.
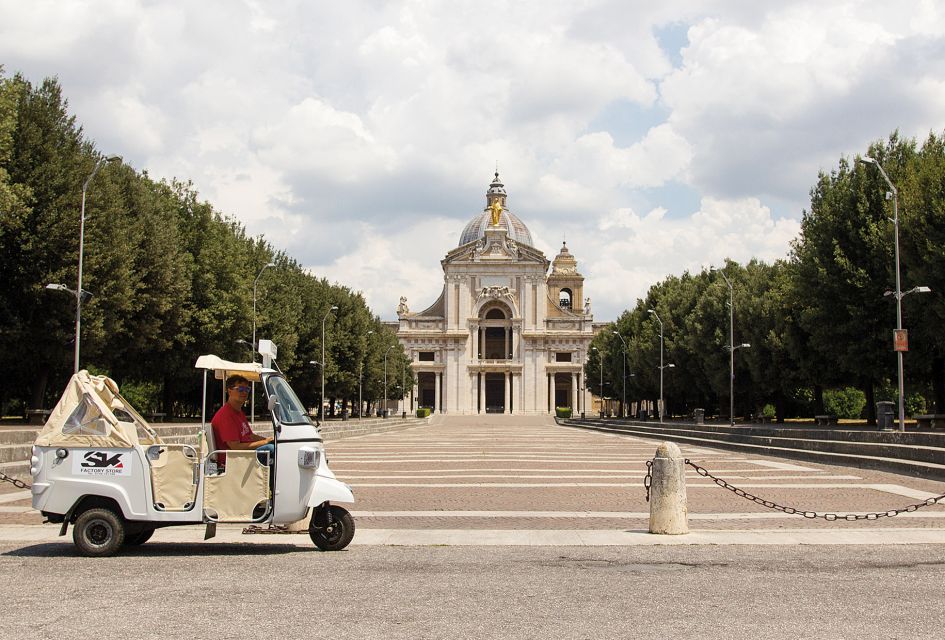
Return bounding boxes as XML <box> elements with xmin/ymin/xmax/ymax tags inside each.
<box><xmin>30</xmin><ymin>341</ymin><xmax>355</xmax><ymax>556</ymax></box>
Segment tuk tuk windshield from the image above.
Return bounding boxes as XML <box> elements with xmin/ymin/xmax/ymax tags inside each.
<box><xmin>266</xmin><ymin>376</ymin><xmax>314</xmax><ymax>426</ymax></box>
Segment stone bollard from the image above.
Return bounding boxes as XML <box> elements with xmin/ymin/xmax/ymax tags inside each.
<box><xmin>648</xmin><ymin>442</ymin><xmax>689</xmax><ymax>535</ymax></box>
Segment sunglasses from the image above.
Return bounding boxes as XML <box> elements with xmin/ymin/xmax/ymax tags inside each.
<box><xmin>233</xmin><ymin>385</ymin><xmax>251</xmax><ymax>393</ymax></box>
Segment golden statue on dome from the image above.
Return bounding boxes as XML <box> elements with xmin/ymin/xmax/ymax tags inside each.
<box><xmin>489</xmin><ymin>199</ymin><xmax>502</xmax><ymax>226</ymax></box>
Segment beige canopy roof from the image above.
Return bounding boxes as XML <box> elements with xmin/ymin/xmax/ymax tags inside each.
<box><xmin>34</xmin><ymin>371</ymin><xmax>160</xmax><ymax>449</ymax></box>
<box><xmin>194</xmin><ymin>355</ymin><xmax>264</xmax><ymax>382</ymax></box>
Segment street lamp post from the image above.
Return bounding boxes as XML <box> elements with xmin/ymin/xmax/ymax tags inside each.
<box><xmin>859</xmin><ymin>156</ymin><xmax>931</xmax><ymax>431</ymax></box>
<box><xmin>592</xmin><ymin>346</ymin><xmax>603</xmax><ymax>418</ymax></box>
<box><xmin>308</xmin><ymin>360</ymin><xmax>320</xmax><ymax>420</ymax></box>
<box><xmin>383</xmin><ymin>344</ymin><xmax>395</xmax><ymax>418</ymax></box>
<box><xmin>647</xmin><ymin>310</ymin><xmax>673</xmax><ymax>423</ymax></box>
<box><xmin>321</xmin><ymin>305</ymin><xmax>339</xmax><ymax>421</ymax></box>
<box><xmin>252</xmin><ymin>263</ymin><xmax>276</xmax><ymax>357</ymax></box>
<box><xmin>250</xmin><ymin>262</ymin><xmax>276</xmax><ymax>426</ymax></box>
<box><xmin>358</xmin><ymin>363</ymin><xmax>363</xmax><ymax>420</ymax></box>
<box><xmin>71</xmin><ymin>154</ymin><xmax>122</xmax><ymax>374</ymax></box>
<box><xmin>711</xmin><ymin>267</ymin><xmax>751</xmax><ymax>426</ymax></box>
<box><xmin>611</xmin><ymin>332</ymin><xmax>629</xmax><ymax>418</ymax></box>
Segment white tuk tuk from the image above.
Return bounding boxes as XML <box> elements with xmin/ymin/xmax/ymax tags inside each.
<box><xmin>29</xmin><ymin>343</ymin><xmax>355</xmax><ymax>556</ymax></box>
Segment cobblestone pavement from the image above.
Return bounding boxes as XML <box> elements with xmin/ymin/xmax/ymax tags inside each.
<box><xmin>4</xmin><ymin>413</ymin><xmax>945</xmax><ymax>538</ymax></box>
<box><xmin>328</xmin><ymin>414</ymin><xmax>945</xmax><ymax>533</ymax></box>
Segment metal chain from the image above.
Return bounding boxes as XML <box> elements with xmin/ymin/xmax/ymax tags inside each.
<box><xmin>0</xmin><ymin>470</ymin><xmax>30</xmax><ymax>490</ymax></box>
<box><xmin>683</xmin><ymin>458</ymin><xmax>945</xmax><ymax>521</ymax></box>
<box><xmin>644</xmin><ymin>460</ymin><xmax>652</xmax><ymax>502</ymax></box>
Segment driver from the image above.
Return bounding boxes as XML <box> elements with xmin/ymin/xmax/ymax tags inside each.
<box><xmin>211</xmin><ymin>374</ymin><xmax>274</xmax><ymax>464</ymax></box>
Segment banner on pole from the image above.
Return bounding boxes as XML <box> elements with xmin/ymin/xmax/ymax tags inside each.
<box><xmin>894</xmin><ymin>329</ymin><xmax>909</xmax><ymax>352</ymax></box>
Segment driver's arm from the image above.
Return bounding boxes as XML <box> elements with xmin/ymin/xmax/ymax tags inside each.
<box><xmin>225</xmin><ymin>437</ymin><xmax>273</xmax><ymax>450</ymax></box>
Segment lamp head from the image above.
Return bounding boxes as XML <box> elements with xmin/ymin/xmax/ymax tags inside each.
<box><xmin>741</xmin><ymin>343</ymin><xmax>751</xmax><ymax>348</ymax></box>
<box><xmin>45</xmin><ymin>283</ymin><xmax>67</xmax><ymax>291</ymax></box>
<box><xmin>106</xmin><ymin>155</ymin><xmax>122</xmax><ymax>163</ymax></box>
<box><xmin>859</xmin><ymin>156</ymin><xmax>876</xmax><ymax>165</ymax></box>
<box><xmin>647</xmin><ymin>309</ymin><xmax>655</xmax><ymax>314</ymax></box>
<box><xmin>916</xmin><ymin>286</ymin><xmax>931</xmax><ymax>293</ymax></box>
<box><xmin>330</xmin><ymin>305</ymin><xmax>339</xmax><ymax>311</ymax></box>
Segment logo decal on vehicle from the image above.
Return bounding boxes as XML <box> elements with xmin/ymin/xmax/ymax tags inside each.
<box><xmin>73</xmin><ymin>451</ymin><xmax>132</xmax><ymax>476</ymax></box>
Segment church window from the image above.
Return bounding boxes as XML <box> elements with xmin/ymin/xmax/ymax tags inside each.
<box><xmin>556</xmin><ymin>352</ymin><xmax>572</xmax><ymax>362</ymax></box>
<box><xmin>485</xmin><ymin>308</ymin><xmax>506</xmax><ymax>319</ymax></box>
<box><xmin>419</xmin><ymin>352</ymin><xmax>435</xmax><ymax>362</ymax></box>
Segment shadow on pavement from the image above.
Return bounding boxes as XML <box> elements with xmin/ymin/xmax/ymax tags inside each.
<box><xmin>2</xmin><ymin>541</ymin><xmax>316</xmax><ymax>558</ymax></box>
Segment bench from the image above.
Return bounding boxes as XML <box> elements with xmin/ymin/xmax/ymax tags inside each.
<box><xmin>915</xmin><ymin>414</ymin><xmax>945</xmax><ymax>429</ymax></box>
<box><xmin>147</xmin><ymin>412</ymin><xmax>167</xmax><ymax>423</ymax></box>
<box><xmin>814</xmin><ymin>414</ymin><xmax>838</xmax><ymax>426</ymax></box>
<box><xmin>26</xmin><ymin>409</ymin><xmax>51</xmax><ymax>425</ymax></box>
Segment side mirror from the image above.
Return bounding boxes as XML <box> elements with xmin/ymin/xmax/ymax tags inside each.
<box><xmin>267</xmin><ymin>396</ymin><xmax>279</xmax><ymax>412</ymax></box>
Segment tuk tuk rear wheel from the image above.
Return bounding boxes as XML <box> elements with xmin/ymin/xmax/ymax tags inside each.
<box><xmin>309</xmin><ymin>505</ymin><xmax>355</xmax><ymax>551</ymax></box>
<box><xmin>73</xmin><ymin>508</ymin><xmax>126</xmax><ymax>557</ymax></box>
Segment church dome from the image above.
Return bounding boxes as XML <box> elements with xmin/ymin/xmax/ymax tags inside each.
<box><xmin>458</xmin><ymin>172</ymin><xmax>534</xmax><ymax>247</ymax></box>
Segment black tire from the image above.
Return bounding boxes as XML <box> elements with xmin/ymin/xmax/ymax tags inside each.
<box><xmin>309</xmin><ymin>505</ymin><xmax>355</xmax><ymax>551</ymax></box>
<box><xmin>73</xmin><ymin>508</ymin><xmax>125</xmax><ymax>557</ymax></box>
<box><xmin>125</xmin><ymin>528</ymin><xmax>155</xmax><ymax>546</ymax></box>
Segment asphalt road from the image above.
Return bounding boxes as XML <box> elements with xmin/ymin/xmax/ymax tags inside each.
<box><xmin>3</xmin><ymin>542</ymin><xmax>944</xmax><ymax>640</ymax></box>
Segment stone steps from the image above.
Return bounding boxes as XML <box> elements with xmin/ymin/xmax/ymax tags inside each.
<box><xmin>560</xmin><ymin>418</ymin><xmax>945</xmax><ymax>479</ymax></box>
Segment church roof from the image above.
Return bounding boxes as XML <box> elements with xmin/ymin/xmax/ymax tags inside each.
<box><xmin>458</xmin><ymin>172</ymin><xmax>534</xmax><ymax>247</ymax></box>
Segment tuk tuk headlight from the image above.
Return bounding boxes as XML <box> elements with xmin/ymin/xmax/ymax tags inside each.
<box><xmin>298</xmin><ymin>448</ymin><xmax>321</xmax><ymax>469</ymax></box>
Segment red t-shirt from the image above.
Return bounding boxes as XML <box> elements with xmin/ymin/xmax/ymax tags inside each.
<box><xmin>211</xmin><ymin>403</ymin><xmax>256</xmax><ymax>463</ymax></box>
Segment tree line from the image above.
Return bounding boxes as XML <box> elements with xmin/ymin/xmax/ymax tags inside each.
<box><xmin>587</xmin><ymin>131</ymin><xmax>945</xmax><ymax>423</ymax></box>
<box><xmin>0</xmin><ymin>70</ymin><xmax>412</xmax><ymax>418</ymax></box>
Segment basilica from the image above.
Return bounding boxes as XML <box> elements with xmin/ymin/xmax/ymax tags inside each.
<box><xmin>393</xmin><ymin>173</ymin><xmax>600</xmax><ymax>415</ymax></box>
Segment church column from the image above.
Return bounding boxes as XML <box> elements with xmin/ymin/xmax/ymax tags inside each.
<box><xmin>512</xmin><ymin>326</ymin><xmax>520</xmax><ymax>361</ymax></box>
<box><xmin>571</xmin><ymin>372</ymin><xmax>578</xmax><ymax>412</ymax></box>
<box><xmin>472</xmin><ymin>324</ymin><xmax>479</xmax><ymax>362</ymax></box>
<box><xmin>435</xmin><ymin>372</ymin><xmax>441</xmax><ymax>414</ymax></box>
<box><xmin>547</xmin><ymin>373</ymin><xmax>553</xmax><ymax>413</ymax></box>
<box><xmin>504</xmin><ymin>372</ymin><xmax>511</xmax><ymax>414</ymax></box>
<box><xmin>470</xmin><ymin>373</ymin><xmax>477</xmax><ymax>415</ymax></box>
<box><xmin>504</xmin><ymin>327</ymin><xmax>509</xmax><ymax>359</ymax></box>
<box><xmin>479</xmin><ymin>372</ymin><xmax>485</xmax><ymax>414</ymax></box>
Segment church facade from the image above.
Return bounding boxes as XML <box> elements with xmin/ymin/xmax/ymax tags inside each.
<box><xmin>394</xmin><ymin>173</ymin><xmax>598</xmax><ymax>415</ymax></box>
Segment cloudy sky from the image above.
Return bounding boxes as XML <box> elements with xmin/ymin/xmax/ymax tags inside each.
<box><xmin>3</xmin><ymin>1</ymin><xmax>944</xmax><ymax>321</ymax></box>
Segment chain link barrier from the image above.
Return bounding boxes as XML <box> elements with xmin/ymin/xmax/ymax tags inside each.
<box><xmin>0</xmin><ymin>470</ymin><xmax>31</xmax><ymax>490</ymax></box>
<box><xmin>644</xmin><ymin>458</ymin><xmax>945</xmax><ymax>521</ymax></box>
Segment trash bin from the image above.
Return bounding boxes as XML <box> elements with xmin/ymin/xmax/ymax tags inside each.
<box><xmin>694</xmin><ymin>408</ymin><xmax>705</xmax><ymax>425</ymax></box>
<box><xmin>638</xmin><ymin>409</ymin><xmax>648</xmax><ymax>420</ymax></box>
<box><xmin>342</xmin><ymin>410</ymin><xmax>349</xmax><ymax>421</ymax></box>
<box><xmin>876</xmin><ymin>401</ymin><xmax>895</xmax><ymax>430</ymax></box>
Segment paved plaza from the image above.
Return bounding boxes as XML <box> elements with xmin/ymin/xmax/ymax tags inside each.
<box><xmin>3</xmin><ymin>414</ymin><xmax>945</xmax><ymax>545</ymax></box>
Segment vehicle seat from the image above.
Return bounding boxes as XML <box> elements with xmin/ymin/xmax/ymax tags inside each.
<box><xmin>204</xmin><ymin>423</ymin><xmax>223</xmax><ymax>473</ymax></box>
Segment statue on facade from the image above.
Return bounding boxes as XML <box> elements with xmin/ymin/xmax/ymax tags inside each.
<box><xmin>397</xmin><ymin>296</ymin><xmax>409</xmax><ymax>316</ymax></box>
<box><xmin>584</xmin><ymin>297</ymin><xmax>592</xmax><ymax>315</ymax></box>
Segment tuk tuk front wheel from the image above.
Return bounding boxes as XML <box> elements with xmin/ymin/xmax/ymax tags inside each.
<box><xmin>309</xmin><ymin>505</ymin><xmax>355</xmax><ymax>551</ymax></box>
<box><xmin>73</xmin><ymin>508</ymin><xmax>126</xmax><ymax>557</ymax></box>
